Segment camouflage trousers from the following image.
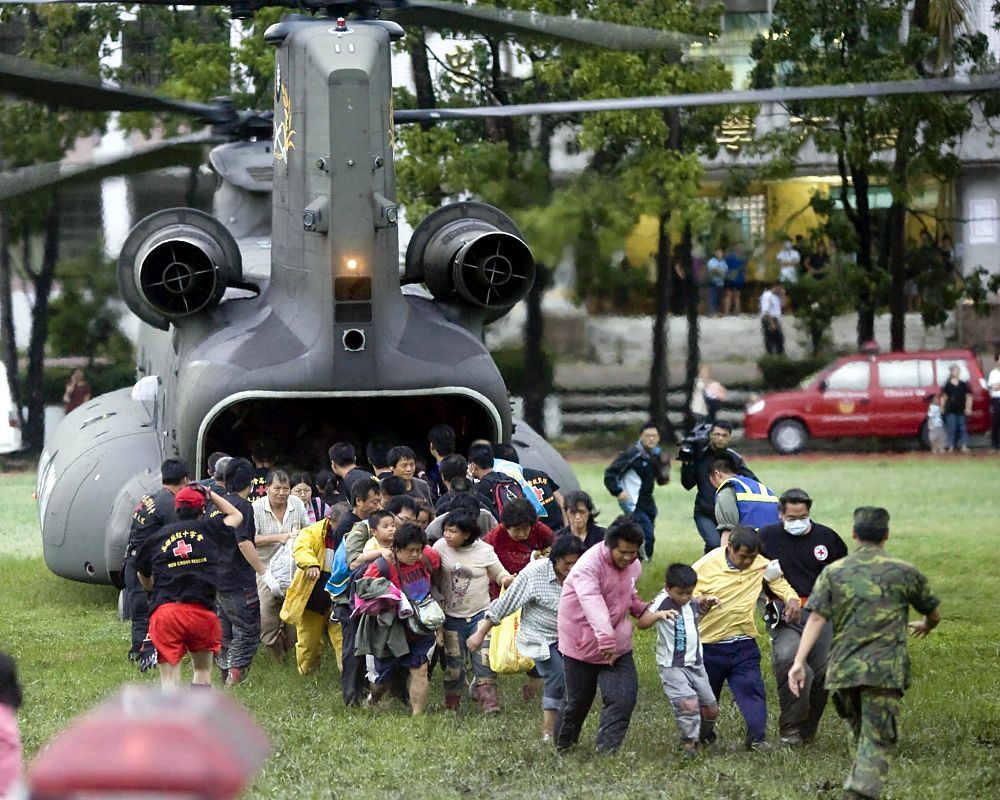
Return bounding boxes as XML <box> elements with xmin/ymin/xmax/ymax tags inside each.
<box><xmin>833</xmin><ymin>687</ymin><xmax>903</xmax><ymax>799</ymax></box>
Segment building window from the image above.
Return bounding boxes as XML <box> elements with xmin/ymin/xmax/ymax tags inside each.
<box><xmin>723</xmin><ymin>194</ymin><xmax>767</xmax><ymax>245</ymax></box>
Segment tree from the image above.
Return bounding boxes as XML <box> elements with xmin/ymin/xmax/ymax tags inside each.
<box><xmin>543</xmin><ymin>0</ymin><xmax>729</xmax><ymax>434</ymax></box>
<box><xmin>750</xmin><ymin>0</ymin><xmax>992</xmax><ymax>350</ymax></box>
<box><xmin>0</xmin><ymin>4</ymin><xmax>122</xmax><ymax>449</ymax></box>
<box><xmin>395</xmin><ymin>1</ymin><xmax>730</xmax><ymax>439</ymax></box>
<box><xmin>0</xmin><ymin>6</ymin><xmax>275</xmax><ymax>451</ymax></box>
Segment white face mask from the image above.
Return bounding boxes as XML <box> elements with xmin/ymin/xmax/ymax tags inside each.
<box><xmin>783</xmin><ymin>518</ymin><xmax>810</xmax><ymax>536</ymax></box>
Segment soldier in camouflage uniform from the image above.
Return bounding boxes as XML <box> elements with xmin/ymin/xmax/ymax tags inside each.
<box><xmin>788</xmin><ymin>507</ymin><xmax>940</xmax><ymax>800</ymax></box>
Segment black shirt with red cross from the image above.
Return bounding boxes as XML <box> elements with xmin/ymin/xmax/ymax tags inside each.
<box><xmin>757</xmin><ymin>521</ymin><xmax>849</xmax><ymax>598</ymax></box>
<box><xmin>135</xmin><ymin>516</ymin><xmax>230</xmax><ymax>615</ymax></box>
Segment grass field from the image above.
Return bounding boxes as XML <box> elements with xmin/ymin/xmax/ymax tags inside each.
<box><xmin>1</xmin><ymin>455</ymin><xmax>999</xmax><ymax>799</ymax></box>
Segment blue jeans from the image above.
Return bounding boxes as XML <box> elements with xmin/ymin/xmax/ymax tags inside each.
<box><xmin>632</xmin><ymin>509</ymin><xmax>657</xmax><ymax>560</ymax></box>
<box><xmin>533</xmin><ymin>644</ymin><xmax>566</xmax><ymax>712</ymax></box>
<box><xmin>694</xmin><ymin>512</ymin><xmax>721</xmax><ymax>553</ymax></box>
<box><xmin>443</xmin><ymin>613</ymin><xmax>496</xmax><ymax>694</ymax></box>
<box><xmin>703</xmin><ymin>638</ymin><xmax>768</xmax><ymax>745</ymax></box>
<box><xmin>944</xmin><ymin>412</ymin><xmax>968</xmax><ymax>449</ymax></box>
<box><xmin>216</xmin><ymin>586</ymin><xmax>261</xmax><ymax>670</ymax></box>
<box><xmin>708</xmin><ymin>284</ymin><xmax>722</xmax><ymax>315</ymax></box>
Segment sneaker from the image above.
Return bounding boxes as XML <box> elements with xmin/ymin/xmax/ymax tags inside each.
<box><xmin>542</xmin><ymin>733</ymin><xmax>553</xmax><ymax>744</ymax></box>
<box><xmin>444</xmin><ymin>693</ymin><xmax>461</xmax><ymax>711</ymax></box>
<box><xmin>682</xmin><ymin>740</ymin><xmax>698</xmax><ymax>759</ymax></box>
<box><xmin>780</xmin><ymin>732</ymin><xmax>804</xmax><ymax>747</ymax></box>
<box><xmin>746</xmin><ymin>739</ymin><xmax>773</xmax><ymax>752</ymax></box>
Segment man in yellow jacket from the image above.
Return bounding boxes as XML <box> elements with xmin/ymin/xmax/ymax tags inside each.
<box><xmin>693</xmin><ymin>525</ymin><xmax>800</xmax><ymax>749</ymax></box>
<box><xmin>280</xmin><ymin>515</ymin><xmax>343</xmax><ymax>675</ymax></box>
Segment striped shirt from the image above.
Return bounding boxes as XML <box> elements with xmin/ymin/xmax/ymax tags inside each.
<box><xmin>252</xmin><ymin>494</ymin><xmax>309</xmax><ymax>566</ymax></box>
<box><xmin>651</xmin><ymin>590</ymin><xmax>703</xmax><ymax>669</ymax></box>
<box><xmin>485</xmin><ymin>556</ymin><xmax>560</xmax><ymax>661</ymax></box>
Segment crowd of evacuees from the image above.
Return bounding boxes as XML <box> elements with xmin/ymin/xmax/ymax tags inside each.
<box><xmin>3</xmin><ymin>418</ymin><xmax>936</xmax><ymax>800</ymax></box>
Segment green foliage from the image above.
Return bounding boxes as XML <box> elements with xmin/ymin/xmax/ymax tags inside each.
<box><xmin>491</xmin><ymin>344</ymin><xmax>554</xmax><ymax>395</ymax></box>
<box><xmin>757</xmin><ymin>353</ymin><xmax>831</xmax><ymax>389</ymax></box>
<box><xmin>749</xmin><ymin>0</ymin><xmax>996</xmax><ymax>342</ymax></box>
<box><xmin>47</xmin><ymin>248</ymin><xmax>133</xmax><ymax>366</ymax></box>
<box><xmin>394</xmin><ymin>0</ymin><xmax>731</xmax><ymax>307</ymax></box>
<box><xmin>2</xmin><ymin>457</ymin><xmax>1000</xmax><ymax>798</ymax></box>
<box><xmin>786</xmin><ymin>257</ymin><xmax>869</xmax><ymax>355</ymax></box>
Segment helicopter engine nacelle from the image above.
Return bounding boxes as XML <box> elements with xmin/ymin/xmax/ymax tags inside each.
<box><xmin>117</xmin><ymin>208</ymin><xmax>244</xmax><ymax>330</ymax></box>
<box><xmin>404</xmin><ymin>201</ymin><xmax>535</xmax><ymax>324</ymax></box>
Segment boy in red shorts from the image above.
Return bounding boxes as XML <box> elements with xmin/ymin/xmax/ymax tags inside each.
<box><xmin>136</xmin><ymin>484</ymin><xmax>243</xmax><ymax>688</ymax></box>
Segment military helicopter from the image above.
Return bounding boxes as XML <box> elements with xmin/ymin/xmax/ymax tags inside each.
<box><xmin>1</xmin><ymin>0</ymin><xmax>998</xmax><ymax>586</ymax></box>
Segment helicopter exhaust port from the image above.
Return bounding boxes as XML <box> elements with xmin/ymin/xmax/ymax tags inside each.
<box><xmin>403</xmin><ymin>201</ymin><xmax>535</xmax><ymax>324</ymax></box>
<box><xmin>118</xmin><ymin>208</ymin><xmax>244</xmax><ymax>330</ymax></box>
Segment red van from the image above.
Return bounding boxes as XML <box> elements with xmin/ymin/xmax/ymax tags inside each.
<box><xmin>743</xmin><ymin>349</ymin><xmax>991</xmax><ymax>453</ymax></box>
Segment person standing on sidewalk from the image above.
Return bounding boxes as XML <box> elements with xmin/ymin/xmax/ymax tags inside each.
<box><xmin>988</xmin><ymin>352</ymin><xmax>1000</xmax><ymax>451</ymax></box>
<box><xmin>789</xmin><ymin>507</ymin><xmax>940</xmax><ymax>800</ymax></box>
<box><xmin>939</xmin><ymin>364</ymin><xmax>972</xmax><ymax>452</ymax></box>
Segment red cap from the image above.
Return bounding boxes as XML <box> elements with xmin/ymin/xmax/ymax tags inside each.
<box><xmin>175</xmin><ymin>485</ymin><xmax>207</xmax><ymax>510</ymax></box>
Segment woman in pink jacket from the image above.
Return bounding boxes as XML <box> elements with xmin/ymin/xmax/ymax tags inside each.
<box><xmin>556</xmin><ymin>516</ymin><xmax>673</xmax><ymax>752</ymax></box>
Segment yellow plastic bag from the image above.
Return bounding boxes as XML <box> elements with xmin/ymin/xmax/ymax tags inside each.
<box><xmin>488</xmin><ymin>588</ymin><xmax>535</xmax><ymax>674</ymax></box>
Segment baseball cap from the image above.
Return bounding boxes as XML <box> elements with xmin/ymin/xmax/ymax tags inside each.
<box><xmin>175</xmin><ymin>485</ymin><xmax>207</xmax><ymax>510</ymax></box>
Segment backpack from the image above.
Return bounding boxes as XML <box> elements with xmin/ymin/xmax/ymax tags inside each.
<box><xmin>489</xmin><ymin>474</ymin><xmax>525</xmax><ymax>518</ymax></box>
<box><xmin>325</xmin><ymin>519</ymin><xmax>372</xmax><ymax>599</ymax></box>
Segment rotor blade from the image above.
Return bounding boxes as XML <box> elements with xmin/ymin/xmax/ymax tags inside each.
<box><xmin>393</xmin><ymin>74</ymin><xmax>1000</xmax><ymax>121</ymax></box>
<box><xmin>0</xmin><ymin>53</ymin><xmax>232</xmax><ymax>122</ymax></box>
<box><xmin>0</xmin><ymin>132</ymin><xmax>224</xmax><ymax>204</ymax></box>
<box><xmin>388</xmin><ymin>0</ymin><xmax>704</xmax><ymax>51</ymax></box>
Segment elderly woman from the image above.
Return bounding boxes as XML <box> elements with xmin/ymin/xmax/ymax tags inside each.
<box><xmin>556</xmin><ymin>516</ymin><xmax>671</xmax><ymax>753</ymax></box>
<box><xmin>556</xmin><ymin>489</ymin><xmax>606</xmax><ymax>550</ymax></box>
<box><xmin>467</xmin><ymin>535</ymin><xmax>586</xmax><ymax>742</ymax></box>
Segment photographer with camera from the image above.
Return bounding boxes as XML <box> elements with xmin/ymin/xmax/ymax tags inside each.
<box><xmin>679</xmin><ymin>421</ymin><xmax>759</xmax><ymax>553</ymax></box>
<box><xmin>603</xmin><ymin>422</ymin><xmax>670</xmax><ymax>560</ymax></box>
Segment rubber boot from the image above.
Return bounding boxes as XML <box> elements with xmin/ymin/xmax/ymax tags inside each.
<box><xmin>522</xmin><ymin>676</ymin><xmax>544</xmax><ymax>703</ymax></box>
<box><xmin>477</xmin><ymin>682</ymin><xmax>500</xmax><ymax>714</ymax></box>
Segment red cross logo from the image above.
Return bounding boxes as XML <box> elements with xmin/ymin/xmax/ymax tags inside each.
<box><xmin>814</xmin><ymin>545</ymin><xmax>829</xmax><ymax>561</ymax></box>
<box><xmin>172</xmin><ymin>539</ymin><xmax>194</xmax><ymax>559</ymax></box>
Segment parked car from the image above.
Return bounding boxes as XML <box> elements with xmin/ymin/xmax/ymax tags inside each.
<box><xmin>0</xmin><ymin>369</ymin><xmax>22</xmax><ymax>454</ymax></box>
<box><xmin>744</xmin><ymin>348</ymin><xmax>991</xmax><ymax>453</ymax></box>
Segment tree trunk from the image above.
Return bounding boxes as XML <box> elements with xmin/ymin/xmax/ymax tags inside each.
<box><xmin>851</xmin><ymin>164</ymin><xmax>876</xmax><ymax>347</ymax></box>
<box><xmin>0</xmin><ymin>216</ymin><xmax>24</xmax><ymax>429</ymax></box>
<box><xmin>522</xmin><ymin>263</ymin><xmax>550</xmax><ymax>436</ymax></box>
<box><xmin>648</xmin><ymin>211</ymin><xmax>674</xmax><ymax>437</ymax></box>
<box><xmin>682</xmin><ymin>224</ymin><xmax>699</xmax><ymax>433</ymax></box>
<box><xmin>22</xmin><ymin>199</ymin><xmax>60</xmax><ymax>450</ymax></box>
<box><xmin>407</xmin><ymin>28</ymin><xmax>437</xmax><ymax>130</ymax></box>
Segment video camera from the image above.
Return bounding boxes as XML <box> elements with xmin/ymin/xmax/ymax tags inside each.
<box><xmin>676</xmin><ymin>422</ymin><xmax>714</xmax><ymax>463</ymax></box>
